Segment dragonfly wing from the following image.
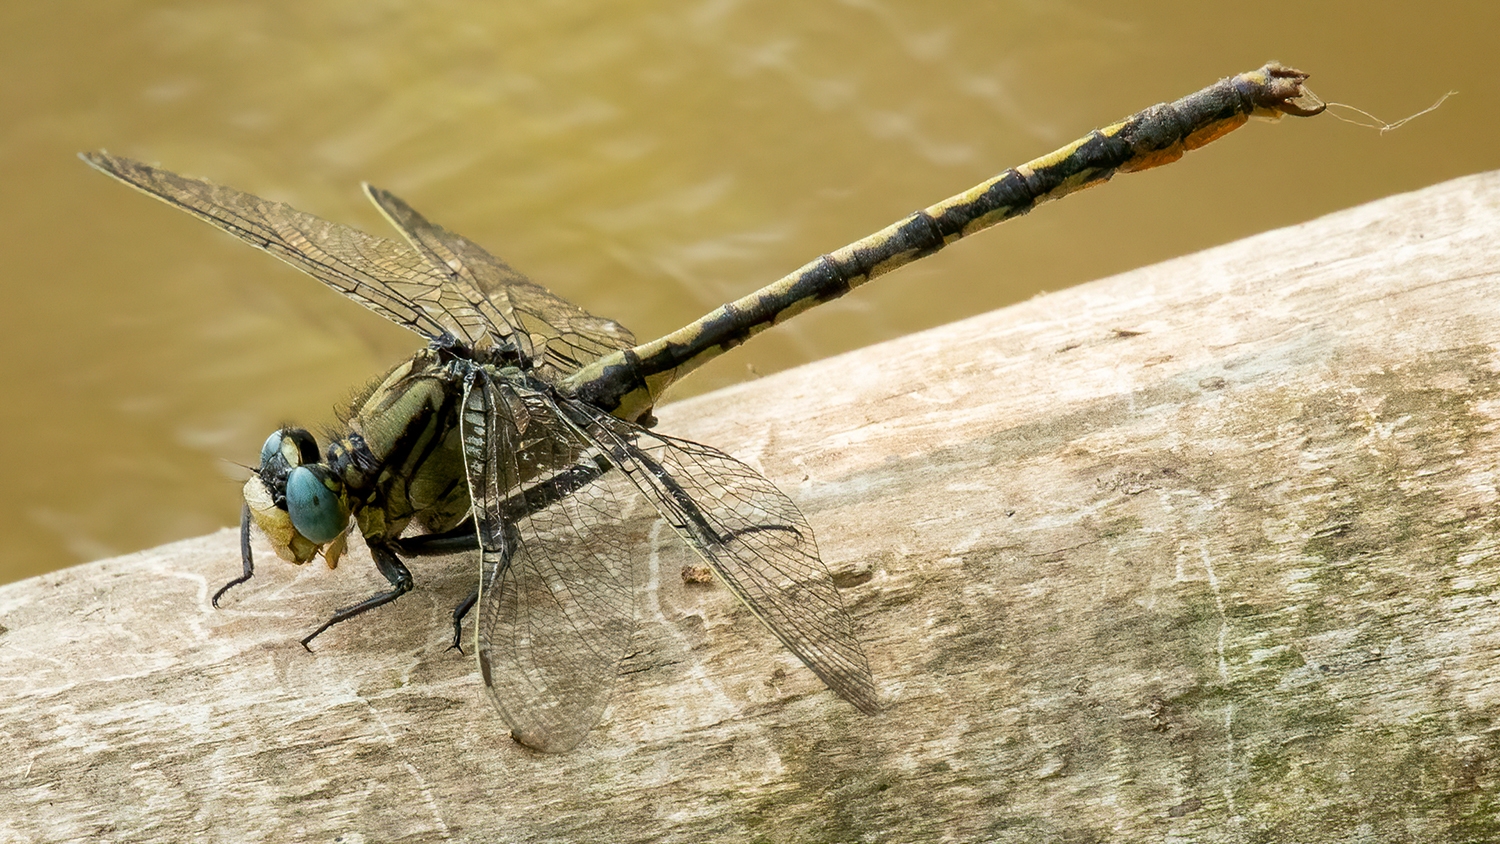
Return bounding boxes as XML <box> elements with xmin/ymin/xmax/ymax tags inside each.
<box><xmin>567</xmin><ymin>400</ymin><xmax>880</xmax><ymax>715</ymax></box>
<box><xmin>500</xmin><ymin>280</ymin><xmax>638</xmax><ymax>382</ymax></box>
<box><xmin>363</xmin><ymin>186</ymin><xmax>536</xmax><ymax>362</ymax></box>
<box><xmin>83</xmin><ymin>152</ymin><xmax>492</xmax><ymax>348</ymax></box>
<box><xmin>364</xmin><ymin>186</ymin><xmax>636</xmax><ymax>381</ymax></box>
<box><xmin>460</xmin><ymin>371</ymin><xmax>638</xmax><ymax>753</ymax></box>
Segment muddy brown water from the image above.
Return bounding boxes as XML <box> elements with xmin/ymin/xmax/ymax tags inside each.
<box><xmin>3</xmin><ymin>1</ymin><xmax>1496</xmax><ymax>583</ymax></box>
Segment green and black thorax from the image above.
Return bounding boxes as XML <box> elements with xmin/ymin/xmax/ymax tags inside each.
<box><xmin>327</xmin><ymin>346</ymin><xmax>475</xmax><ymax>546</ymax></box>
<box><xmin>322</xmin><ymin>341</ymin><xmax>604</xmax><ymax>550</ymax></box>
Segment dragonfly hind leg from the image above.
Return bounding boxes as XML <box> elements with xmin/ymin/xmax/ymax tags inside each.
<box><xmin>448</xmin><ymin>589</ymin><xmax>477</xmax><ymax>653</ymax></box>
<box><xmin>300</xmin><ymin>542</ymin><xmax>413</xmax><ymax>649</ymax></box>
<box><xmin>391</xmin><ymin>518</ymin><xmax>482</xmax><ymax>651</ymax></box>
<box><xmin>391</xmin><ymin>516</ymin><xmax>522</xmax><ymax>653</ymax></box>
<box><xmin>441</xmin><ymin>521</ymin><xmax>522</xmax><ymax>654</ymax></box>
<box><xmin>394</xmin><ymin>520</ymin><xmax>481</xmax><ymax>555</ymax></box>
<box><xmin>633</xmin><ymin>450</ymin><xmax>804</xmax><ymax>547</ymax></box>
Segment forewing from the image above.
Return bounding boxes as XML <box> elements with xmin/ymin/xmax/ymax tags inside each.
<box><xmin>567</xmin><ymin>401</ymin><xmax>879</xmax><ymax>714</ymax></box>
<box><xmin>82</xmin><ymin>152</ymin><xmax>482</xmax><ymax>346</ymax></box>
<box><xmin>460</xmin><ymin>372</ymin><xmax>638</xmax><ymax>752</ymax></box>
<box><xmin>365</xmin><ymin>187</ymin><xmax>636</xmax><ymax>381</ymax></box>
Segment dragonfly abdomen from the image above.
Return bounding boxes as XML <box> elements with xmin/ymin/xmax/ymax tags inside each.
<box><xmin>561</xmin><ymin>62</ymin><xmax>1324</xmax><ymax>424</ymax></box>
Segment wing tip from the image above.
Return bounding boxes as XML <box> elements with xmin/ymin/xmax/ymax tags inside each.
<box><xmin>511</xmin><ymin>726</ymin><xmax>589</xmax><ymax>754</ymax></box>
<box><xmin>847</xmin><ymin>685</ymin><xmax>883</xmax><ymax>716</ymax></box>
<box><xmin>78</xmin><ymin>149</ymin><xmax>119</xmax><ymax>174</ymax></box>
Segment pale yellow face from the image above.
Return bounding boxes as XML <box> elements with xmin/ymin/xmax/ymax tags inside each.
<box><xmin>243</xmin><ymin>476</ymin><xmax>347</xmax><ymax>568</ymax></box>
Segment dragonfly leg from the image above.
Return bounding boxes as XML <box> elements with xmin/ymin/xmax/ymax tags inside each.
<box><xmin>392</xmin><ymin>524</ymin><xmax>482</xmax><ymax>651</ymax></box>
<box><xmin>212</xmin><ymin>505</ymin><xmax>257</xmax><ymax>607</ymax></box>
<box><xmin>379</xmin><ymin>457</ymin><xmax>611</xmax><ymax>651</ymax></box>
<box><xmin>393</xmin><ymin>455</ymin><xmax>613</xmax><ymax>557</ymax></box>
<box><xmin>394</xmin><ymin>520</ymin><xmax>479</xmax><ymax>555</ymax></box>
<box><xmin>389</xmin><ymin>514</ymin><xmax>526</xmax><ymax>653</ymax></box>
<box><xmin>392</xmin><ymin>518</ymin><xmax>480</xmax><ymax>652</ymax></box>
<box><xmin>448</xmin><ymin>589</ymin><xmax>478</xmax><ymax>653</ymax></box>
<box><xmin>300</xmin><ymin>542</ymin><xmax>413</xmax><ymax>649</ymax></box>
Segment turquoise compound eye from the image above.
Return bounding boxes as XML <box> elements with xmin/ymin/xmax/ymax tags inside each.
<box><xmin>259</xmin><ymin>431</ymin><xmax>285</xmax><ymax>468</ymax></box>
<box><xmin>260</xmin><ymin>428</ymin><xmax>320</xmax><ymax>471</ymax></box>
<box><xmin>285</xmin><ymin>465</ymin><xmax>349</xmax><ymax>544</ymax></box>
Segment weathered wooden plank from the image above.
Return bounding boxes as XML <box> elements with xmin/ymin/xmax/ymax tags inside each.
<box><xmin>5</xmin><ymin>171</ymin><xmax>1500</xmax><ymax>842</ymax></box>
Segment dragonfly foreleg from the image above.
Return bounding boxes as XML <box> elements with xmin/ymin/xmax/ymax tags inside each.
<box><xmin>299</xmin><ymin>542</ymin><xmax>414</xmax><ymax>649</ymax></box>
<box><xmin>212</xmin><ymin>505</ymin><xmax>258</xmax><ymax>607</ymax></box>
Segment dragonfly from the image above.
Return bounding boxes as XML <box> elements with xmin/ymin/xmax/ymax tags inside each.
<box><xmin>82</xmin><ymin>63</ymin><xmax>1322</xmax><ymax>753</ymax></box>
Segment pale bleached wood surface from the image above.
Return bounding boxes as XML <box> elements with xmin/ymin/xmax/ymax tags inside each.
<box><xmin>6</xmin><ymin>172</ymin><xmax>1500</xmax><ymax>842</ymax></box>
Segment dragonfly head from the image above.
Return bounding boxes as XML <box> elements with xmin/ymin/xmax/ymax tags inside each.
<box><xmin>244</xmin><ymin>427</ymin><xmax>351</xmax><ymax>565</ymax></box>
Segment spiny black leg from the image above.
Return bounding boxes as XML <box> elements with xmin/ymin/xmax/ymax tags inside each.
<box><xmin>213</xmin><ymin>505</ymin><xmax>257</xmax><ymax>608</ymax></box>
<box><xmin>507</xmin><ymin>456</ymin><xmax>612</xmax><ymax>521</ymax></box>
<box><xmin>301</xmin><ymin>542</ymin><xmax>414</xmax><ymax>649</ymax></box>
<box><xmin>392</xmin><ymin>524</ymin><xmax>480</xmax><ymax>652</ymax></box>
<box><xmin>336</xmin><ymin>459</ymin><xmax>606</xmax><ymax>651</ymax></box>
<box><xmin>457</xmin><ymin>518</ymin><xmax>524</xmax><ymax>653</ymax></box>
<box><xmin>459</xmin><ymin>517</ymin><xmax>524</xmax><ymax>651</ymax></box>
<box><xmin>393</xmin><ymin>521</ymin><xmax>478</xmax><ymax>652</ymax></box>
<box><xmin>393</xmin><ymin>457</ymin><xmax>613</xmax><ymax>558</ymax></box>
<box><xmin>449</xmin><ymin>589</ymin><xmax>478</xmax><ymax>653</ymax></box>
<box><xmin>724</xmin><ymin>523</ymin><xmax>801</xmax><ymax>541</ymax></box>
<box><xmin>395</xmin><ymin>455</ymin><xmax>614</xmax><ymax>555</ymax></box>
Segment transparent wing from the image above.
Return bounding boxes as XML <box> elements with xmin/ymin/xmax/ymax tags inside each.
<box><xmin>459</xmin><ymin>371</ymin><xmax>638</xmax><ymax>752</ymax></box>
<box><xmin>81</xmin><ymin>152</ymin><xmax>514</xmax><ymax>352</ymax></box>
<box><xmin>565</xmin><ymin>400</ymin><xmax>879</xmax><ymax>714</ymax></box>
<box><xmin>365</xmin><ymin>187</ymin><xmax>636</xmax><ymax>382</ymax></box>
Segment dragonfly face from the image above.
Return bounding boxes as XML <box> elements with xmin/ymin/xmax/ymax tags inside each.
<box><xmin>244</xmin><ymin>427</ymin><xmax>348</xmax><ymax>566</ymax></box>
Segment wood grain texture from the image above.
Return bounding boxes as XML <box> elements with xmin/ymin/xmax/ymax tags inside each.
<box><xmin>6</xmin><ymin>171</ymin><xmax>1500</xmax><ymax>843</ymax></box>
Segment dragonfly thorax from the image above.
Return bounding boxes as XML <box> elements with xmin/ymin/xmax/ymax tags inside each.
<box><xmin>243</xmin><ymin>348</ymin><xmax>574</xmax><ymax>569</ymax></box>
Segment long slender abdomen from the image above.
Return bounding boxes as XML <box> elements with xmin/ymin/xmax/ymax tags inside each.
<box><xmin>564</xmin><ymin>62</ymin><xmax>1324</xmax><ymax>422</ymax></box>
